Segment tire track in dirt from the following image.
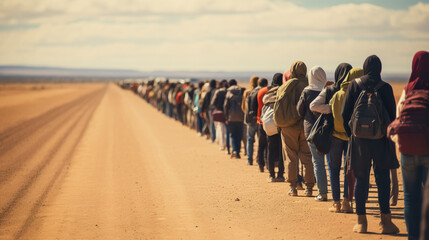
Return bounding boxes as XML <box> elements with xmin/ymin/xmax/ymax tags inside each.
<box><xmin>0</xmin><ymin>86</ymin><xmax>106</xmax><ymax>240</ymax></box>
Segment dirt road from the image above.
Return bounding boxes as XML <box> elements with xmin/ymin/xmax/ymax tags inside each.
<box><xmin>0</xmin><ymin>83</ymin><xmax>407</xmax><ymax>239</ymax></box>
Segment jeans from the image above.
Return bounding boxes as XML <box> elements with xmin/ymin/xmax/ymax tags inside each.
<box><xmin>328</xmin><ymin>136</ymin><xmax>349</xmax><ymax>201</ymax></box>
<box><xmin>246</xmin><ymin>123</ymin><xmax>258</xmax><ymax>164</ymax></box>
<box><xmin>354</xmin><ymin>164</ymin><xmax>390</xmax><ymax>215</ymax></box>
<box><xmin>228</xmin><ymin>122</ymin><xmax>243</xmax><ymax>154</ymax></box>
<box><xmin>268</xmin><ymin>133</ymin><xmax>283</xmax><ymax>178</ymax></box>
<box><xmin>196</xmin><ymin>113</ymin><xmax>205</xmax><ymax>135</ymax></box>
<box><xmin>308</xmin><ymin>142</ymin><xmax>328</xmax><ymax>195</ymax></box>
<box><xmin>257</xmin><ymin>124</ymin><xmax>267</xmax><ymax>169</ymax></box>
<box><xmin>209</xmin><ymin>109</ymin><xmax>216</xmax><ymax>143</ymax></box>
<box><xmin>401</xmin><ymin>154</ymin><xmax>429</xmax><ymax>240</ymax></box>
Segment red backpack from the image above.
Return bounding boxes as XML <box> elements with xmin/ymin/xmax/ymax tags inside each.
<box><xmin>388</xmin><ymin>90</ymin><xmax>429</xmax><ymax>155</ymax></box>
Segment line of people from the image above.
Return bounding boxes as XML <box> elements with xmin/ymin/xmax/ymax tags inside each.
<box><xmin>123</xmin><ymin>51</ymin><xmax>429</xmax><ymax>239</ymax></box>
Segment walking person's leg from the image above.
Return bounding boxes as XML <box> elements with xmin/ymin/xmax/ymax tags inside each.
<box><xmin>308</xmin><ymin>141</ymin><xmax>328</xmax><ymax>200</ymax></box>
<box><xmin>281</xmin><ymin>127</ymin><xmax>299</xmax><ymax>196</ymax></box>
<box><xmin>257</xmin><ymin>125</ymin><xmax>267</xmax><ymax>172</ymax></box>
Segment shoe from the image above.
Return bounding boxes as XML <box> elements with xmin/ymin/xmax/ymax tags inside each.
<box><xmin>353</xmin><ymin>215</ymin><xmax>368</xmax><ymax>233</ymax></box>
<box><xmin>304</xmin><ymin>189</ymin><xmax>313</xmax><ymax>197</ymax></box>
<box><xmin>276</xmin><ymin>176</ymin><xmax>285</xmax><ymax>182</ymax></box>
<box><xmin>341</xmin><ymin>199</ymin><xmax>353</xmax><ymax>213</ymax></box>
<box><xmin>236</xmin><ymin>153</ymin><xmax>241</xmax><ymax>159</ymax></box>
<box><xmin>296</xmin><ymin>182</ymin><xmax>304</xmax><ymax>190</ymax></box>
<box><xmin>231</xmin><ymin>152</ymin><xmax>237</xmax><ymax>159</ymax></box>
<box><xmin>247</xmin><ymin>162</ymin><xmax>253</xmax><ymax>166</ymax></box>
<box><xmin>379</xmin><ymin>213</ymin><xmax>399</xmax><ymax>234</ymax></box>
<box><xmin>288</xmin><ymin>188</ymin><xmax>298</xmax><ymax>196</ymax></box>
<box><xmin>314</xmin><ymin>194</ymin><xmax>328</xmax><ymax>201</ymax></box>
<box><xmin>329</xmin><ymin>201</ymin><xmax>341</xmax><ymax>213</ymax></box>
<box><xmin>259</xmin><ymin>166</ymin><xmax>264</xmax><ymax>173</ymax></box>
<box><xmin>267</xmin><ymin>176</ymin><xmax>276</xmax><ymax>183</ymax></box>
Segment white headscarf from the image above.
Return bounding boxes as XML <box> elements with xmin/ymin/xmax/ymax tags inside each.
<box><xmin>305</xmin><ymin>66</ymin><xmax>327</xmax><ymax>91</ymax></box>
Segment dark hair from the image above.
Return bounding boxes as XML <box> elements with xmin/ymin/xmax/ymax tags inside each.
<box><xmin>229</xmin><ymin>79</ymin><xmax>237</xmax><ymax>86</ymax></box>
<box><xmin>272</xmin><ymin>73</ymin><xmax>283</xmax><ymax>86</ymax></box>
<box><xmin>198</xmin><ymin>81</ymin><xmax>205</xmax><ymax>89</ymax></box>
<box><xmin>219</xmin><ymin>79</ymin><xmax>228</xmax><ymax>88</ymax></box>
<box><xmin>209</xmin><ymin>79</ymin><xmax>217</xmax><ymax>89</ymax></box>
<box><xmin>258</xmin><ymin>78</ymin><xmax>268</xmax><ymax>87</ymax></box>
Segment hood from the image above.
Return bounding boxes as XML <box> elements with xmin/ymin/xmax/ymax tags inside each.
<box><xmin>249</xmin><ymin>76</ymin><xmax>259</xmax><ymax>89</ymax></box>
<box><xmin>362</xmin><ymin>55</ymin><xmax>382</xmax><ymax>84</ymax></box>
<box><xmin>340</xmin><ymin>67</ymin><xmax>363</xmax><ymax>89</ymax></box>
<box><xmin>283</xmin><ymin>70</ymin><xmax>291</xmax><ymax>84</ymax></box>
<box><xmin>290</xmin><ymin>61</ymin><xmax>307</xmax><ymax>79</ymax></box>
<box><xmin>305</xmin><ymin>66</ymin><xmax>326</xmax><ymax>91</ymax></box>
<box><xmin>333</xmin><ymin>63</ymin><xmax>352</xmax><ymax>90</ymax></box>
<box><xmin>405</xmin><ymin>50</ymin><xmax>429</xmax><ymax>94</ymax></box>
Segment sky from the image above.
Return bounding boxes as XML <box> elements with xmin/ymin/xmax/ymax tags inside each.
<box><xmin>0</xmin><ymin>0</ymin><xmax>428</xmax><ymax>74</ymax></box>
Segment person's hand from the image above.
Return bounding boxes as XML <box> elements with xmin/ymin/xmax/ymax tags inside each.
<box><xmin>324</xmin><ymin>81</ymin><xmax>334</xmax><ymax>87</ymax></box>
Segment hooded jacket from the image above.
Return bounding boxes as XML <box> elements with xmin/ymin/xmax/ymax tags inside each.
<box><xmin>341</xmin><ymin>55</ymin><xmax>398</xmax><ymax>171</ymax></box>
<box><xmin>297</xmin><ymin>66</ymin><xmax>327</xmax><ymax>137</ymax></box>
<box><xmin>329</xmin><ymin>67</ymin><xmax>363</xmax><ymax>141</ymax></box>
<box><xmin>224</xmin><ymin>85</ymin><xmax>244</xmax><ymax>122</ymax></box>
<box><xmin>275</xmin><ymin>61</ymin><xmax>308</xmax><ymax>128</ymax></box>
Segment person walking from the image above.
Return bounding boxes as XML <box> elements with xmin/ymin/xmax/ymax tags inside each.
<box><xmin>342</xmin><ymin>55</ymin><xmax>399</xmax><ymax>234</ymax></box>
<box><xmin>388</xmin><ymin>51</ymin><xmax>429</xmax><ymax>239</ymax></box>
<box><xmin>243</xmin><ymin>76</ymin><xmax>260</xmax><ymax>165</ymax></box>
<box><xmin>224</xmin><ymin>79</ymin><xmax>245</xmax><ymax>159</ymax></box>
<box><xmin>274</xmin><ymin>61</ymin><xmax>315</xmax><ymax>197</ymax></box>
<box><xmin>263</xmin><ymin>73</ymin><xmax>284</xmax><ymax>182</ymax></box>
<box><xmin>297</xmin><ymin>66</ymin><xmax>328</xmax><ymax>201</ymax></box>
<box><xmin>256</xmin><ymin>78</ymin><xmax>269</xmax><ymax>172</ymax></box>
<box><xmin>310</xmin><ymin>63</ymin><xmax>354</xmax><ymax>211</ymax></box>
<box><xmin>211</xmin><ymin>80</ymin><xmax>229</xmax><ymax>151</ymax></box>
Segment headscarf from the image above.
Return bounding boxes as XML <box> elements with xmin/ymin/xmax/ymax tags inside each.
<box><xmin>340</xmin><ymin>68</ymin><xmax>364</xmax><ymax>88</ymax></box>
<box><xmin>283</xmin><ymin>70</ymin><xmax>291</xmax><ymax>84</ymax></box>
<box><xmin>305</xmin><ymin>66</ymin><xmax>327</xmax><ymax>91</ymax></box>
<box><xmin>333</xmin><ymin>63</ymin><xmax>352</xmax><ymax>91</ymax></box>
<box><xmin>404</xmin><ymin>51</ymin><xmax>429</xmax><ymax>94</ymax></box>
<box><xmin>249</xmin><ymin>76</ymin><xmax>259</xmax><ymax>89</ymax></box>
<box><xmin>361</xmin><ymin>55</ymin><xmax>382</xmax><ymax>85</ymax></box>
<box><xmin>272</xmin><ymin>73</ymin><xmax>283</xmax><ymax>87</ymax></box>
<box><xmin>290</xmin><ymin>61</ymin><xmax>307</xmax><ymax>79</ymax></box>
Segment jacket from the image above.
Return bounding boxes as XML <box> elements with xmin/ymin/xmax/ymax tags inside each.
<box><xmin>224</xmin><ymin>85</ymin><xmax>244</xmax><ymax>122</ymax></box>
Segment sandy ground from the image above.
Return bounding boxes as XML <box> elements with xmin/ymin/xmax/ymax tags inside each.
<box><xmin>0</xmin><ymin>82</ymin><xmax>409</xmax><ymax>239</ymax></box>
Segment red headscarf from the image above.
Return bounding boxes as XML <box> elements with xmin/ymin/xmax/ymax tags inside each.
<box><xmin>405</xmin><ymin>51</ymin><xmax>429</xmax><ymax>94</ymax></box>
<box><xmin>282</xmin><ymin>70</ymin><xmax>291</xmax><ymax>84</ymax></box>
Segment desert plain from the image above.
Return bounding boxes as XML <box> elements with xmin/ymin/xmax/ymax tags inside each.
<box><xmin>0</xmin><ymin>81</ymin><xmax>409</xmax><ymax>239</ymax></box>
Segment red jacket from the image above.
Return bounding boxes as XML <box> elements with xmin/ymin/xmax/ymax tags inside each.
<box><xmin>257</xmin><ymin>87</ymin><xmax>268</xmax><ymax>125</ymax></box>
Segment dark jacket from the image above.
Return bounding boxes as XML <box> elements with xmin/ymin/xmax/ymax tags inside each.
<box><xmin>297</xmin><ymin>89</ymin><xmax>321</xmax><ymax>138</ymax></box>
<box><xmin>224</xmin><ymin>86</ymin><xmax>244</xmax><ymax>122</ymax></box>
<box><xmin>341</xmin><ymin>55</ymin><xmax>399</xmax><ymax>171</ymax></box>
<box><xmin>210</xmin><ymin>88</ymin><xmax>227</xmax><ymax>111</ymax></box>
<box><xmin>202</xmin><ymin>88</ymin><xmax>216</xmax><ymax>113</ymax></box>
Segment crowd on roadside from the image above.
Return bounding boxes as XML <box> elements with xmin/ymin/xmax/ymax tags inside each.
<box><xmin>121</xmin><ymin>51</ymin><xmax>429</xmax><ymax>240</ymax></box>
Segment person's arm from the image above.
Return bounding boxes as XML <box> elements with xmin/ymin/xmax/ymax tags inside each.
<box><xmin>341</xmin><ymin>81</ymin><xmax>358</xmax><ymax>137</ymax></box>
<box><xmin>396</xmin><ymin>89</ymin><xmax>406</xmax><ymax>117</ymax></box>
<box><xmin>241</xmin><ymin>91</ymin><xmax>250</xmax><ymax>114</ymax></box>
<box><xmin>310</xmin><ymin>88</ymin><xmax>331</xmax><ymax>114</ymax></box>
<box><xmin>296</xmin><ymin>91</ymin><xmax>306</xmax><ymax>117</ymax></box>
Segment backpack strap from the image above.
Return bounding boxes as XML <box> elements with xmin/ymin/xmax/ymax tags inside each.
<box><xmin>374</xmin><ymin>81</ymin><xmax>386</xmax><ymax>91</ymax></box>
<box><xmin>355</xmin><ymin>78</ymin><xmax>364</xmax><ymax>90</ymax></box>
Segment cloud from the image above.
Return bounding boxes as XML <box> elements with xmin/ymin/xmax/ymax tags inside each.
<box><xmin>0</xmin><ymin>0</ymin><xmax>428</xmax><ymax>72</ymax></box>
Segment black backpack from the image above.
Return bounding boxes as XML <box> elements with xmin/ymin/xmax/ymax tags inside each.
<box><xmin>246</xmin><ymin>86</ymin><xmax>260</xmax><ymax>124</ymax></box>
<box><xmin>349</xmin><ymin>78</ymin><xmax>389</xmax><ymax>139</ymax></box>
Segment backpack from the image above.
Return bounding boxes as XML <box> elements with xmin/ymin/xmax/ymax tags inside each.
<box><xmin>261</xmin><ymin>105</ymin><xmax>278</xmax><ymax>136</ymax></box>
<box><xmin>261</xmin><ymin>87</ymin><xmax>279</xmax><ymax>136</ymax></box>
<box><xmin>246</xmin><ymin>87</ymin><xmax>260</xmax><ymax>124</ymax></box>
<box><xmin>226</xmin><ymin>88</ymin><xmax>244</xmax><ymax>122</ymax></box>
<box><xmin>388</xmin><ymin>90</ymin><xmax>429</xmax><ymax>155</ymax></box>
<box><xmin>349</xmin><ymin>78</ymin><xmax>389</xmax><ymax>139</ymax></box>
<box><xmin>273</xmin><ymin>79</ymin><xmax>303</xmax><ymax>127</ymax></box>
<box><xmin>306</xmin><ymin>113</ymin><xmax>334</xmax><ymax>154</ymax></box>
